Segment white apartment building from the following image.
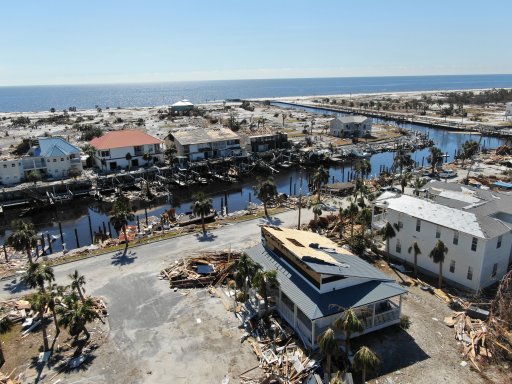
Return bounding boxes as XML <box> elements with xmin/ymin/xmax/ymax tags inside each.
<box><xmin>246</xmin><ymin>226</ymin><xmax>407</xmax><ymax>350</ymax></box>
<box><xmin>329</xmin><ymin>115</ymin><xmax>372</xmax><ymax>138</ymax></box>
<box><xmin>372</xmin><ymin>181</ymin><xmax>512</xmax><ymax>291</ymax></box>
<box><xmin>90</xmin><ymin>130</ymin><xmax>164</xmax><ymax>171</ymax></box>
<box><xmin>0</xmin><ymin>157</ymin><xmax>24</xmax><ymax>185</ymax></box>
<box><xmin>168</xmin><ymin>127</ymin><xmax>244</xmax><ymax>161</ymax></box>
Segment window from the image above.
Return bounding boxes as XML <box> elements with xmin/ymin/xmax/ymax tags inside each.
<box><xmin>449</xmin><ymin>260</ymin><xmax>455</xmax><ymax>273</ymax></box>
<box><xmin>397</xmin><ymin>221</ymin><xmax>403</xmax><ymax>229</ymax></box>
<box><xmin>61</xmin><ymin>158</ymin><xmax>64</xmax><ymax>161</ymax></box>
<box><xmin>396</xmin><ymin>239</ymin><xmax>401</xmax><ymax>253</ymax></box>
<box><xmin>492</xmin><ymin>263</ymin><xmax>498</xmax><ymax>278</ymax></box>
<box><xmin>100</xmin><ymin>150</ymin><xmax>110</xmax><ymax>157</ymax></box>
<box><xmin>3</xmin><ymin>164</ymin><xmax>6</xmax><ymax>168</ymax></box>
<box><xmin>416</xmin><ymin>219</ymin><xmax>421</xmax><ymax>232</ymax></box>
<box><xmin>497</xmin><ymin>235</ymin><xmax>502</xmax><ymax>249</ymax></box>
<box><xmin>471</xmin><ymin>237</ymin><xmax>478</xmax><ymax>252</ymax></box>
<box><xmin>436</xmin><ymin>226</ymin><xmax>441</xmax><ymax>239</ymax></box>
<box><xmin>11</xmin><ymin>163</ymin><xmax>15</xmax><ymax>167</ymax></box>
<box><xmin>467</xmin><ymin>266</ymin><xmax>473</xmax><ymax>280</ymax></box>
<box><xmin>53</xmin><ymin>159</ymin><xmax>57</xmax><ymax>162</ymax></box>
<box><xmin>453</xmin><ymin>231</ymin><xmax>459</xmax><ymax>245</ymax></box>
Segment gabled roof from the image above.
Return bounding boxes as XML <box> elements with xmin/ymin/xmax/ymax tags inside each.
<box><xmin>247</xmin><ymin>244</ymin><xmax>407</xmax><ymax>320</ymax></box>
<box><xmin>332</xmin><ymin>115</ymin><xmax>371</xmax><ymax>124</ymax></box>
<box><xmin>90</xmin><ymin>130</ymin><xmax>162</xmax><ymax>150</ymax></box>
<box><xmin>171</xmin><ymin>99</ymin><xmax>194</xmax><ymax>107</ymax></box>
<box><xmin>38</xmin><ymin>137</ymin><xmax>80</xmax><ymax>157</ymax></box>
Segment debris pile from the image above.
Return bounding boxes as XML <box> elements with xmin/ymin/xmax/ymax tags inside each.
<box><xmin>0</xmin><ymin>372</ymin><xmax>22</xmax><ymax>384</ymax></box>
<box><xmin>488</xmin><ymin>269</ymin><xmax>512</xmax><ymax>362</ymax></box>
<box><xmin>240</xmin><ymin>315</ymin><xmax>320</xmax><ymax>383</ymax></box>
<box><xmin>444</xmin><ymin>312</ymin><xmax>490</xmax><ymax>370</ymax></box>
<box><xmin>0</xmin><ymin>299</ymin><xmax>33</xmax><ymax>324</ymax></box>
<box><xmin>160</xmin><ymin>250</ymin><xmax>242</xmax><ymax>289</ymax></box>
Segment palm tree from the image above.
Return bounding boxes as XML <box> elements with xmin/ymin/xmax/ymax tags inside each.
<box><xmin>109</xmin><ymin>196</ymin><xmax>135</xmax><ymax>255</ymax></box>
<box><xmin>309</xmin><ymin>202</ymin><xmax>324</xmax><ymax>222</ymax></box>
<box><xmin>191</xmin><ymin>192</ymin><xmax>213</xmax><ymax>236</ymax></box>
<box><xmin>356</xmin><ymin>207</ymin><xmax>372</xmax><ymax>235</ymax></box>
<box><xmin>412</xmin><ymin>175</ymin><xmax>427</xmax><ymax>196</ymax></box>
<box><xmin>125</xmin><ymin>153</ymin><xmax>133</xmax><ymax>170</ymax></box>
<box><xmin>234</xmin><ymin>253</ymin><xmax>260</xmax><ymax>296</ymax></box>
<box><xmin>22</xmin><ymin>262</ymin><xmax>55</xmax><ymax>293</ymax></box>
<box><xmin>318</xmin><ymin>328</ymin><xmax>338</xmax><ymax>375</ymax></box>
<box><xmin>380</xmin><ymin>222</ymin><xmax>396</xmax><ymax>261</ymax></box>
<box><xmin>427</xmin><ymin>146</ymin><xmax>443</xmax><ymax>174</ymax></box>
<box><xmin>164</xmin><ymin>146</ymin><xmax>177</xmax><ymax>166</ymax></box>
<box><xmin>253</xmin><ymin>177</ymin><xmax>278</xmax><ymax>217</ymax></box>
<box><xmin>7</xmin><ymin>219</ymin><xmax>37</xmax><ymax>264</ymax></box>
<box><xmin>143</xmin><ymin>152</ymin><xmax>152</xmax><ymax>165</ymax></box>
<box><xmin>352</xmin><ymin>346</ymin><xmax>381</xmax><ymax>384</ymax></box>
<box><xmin>344</xmin><ymin>199</ymin><xmax>359</xmax><ymax>238</ymax></box>
<box><xmin>408</xmin><ymin>241</ymin><xmax>422</xmax><ymax>278</ymax></box>
<box><xmin>69</xmin><ymin>270</ymin><xmax>86</xmax><ymax>303</ymax></box>
<box><xmin>333</xmin><ymin>307</ymin><xmax>363</xmax><ymax>355</ymax></box>
<box><xmin>429</xmin><ymin>240</ymin><xmax>448</xmax><ymax>288</ymax></box>
<box><xmin>393</xmin><ymin>147</ymin><xmax>413</xmax><ymax>176</ymax></box>
<box><xmin>399</xmin><ymin>172</ymin><xmax>413</xmax><ymax>194</ymax></box>
<box><xmin>27</xmin><ymin>291</ymin><xmax>51</xmax><ymax>351</ymax></box>
<box><xmin>354</xmin><ymin>159</ymin><xmax>371</xmax><ymax>180</ymax></box>
<box><xmin>57</xmin><ymin>292</ymin><xmax>100</xmax><ymax>341</ymax></box>
<box><xmin>312</xmin><ymin>166</ymin><xmax>329</xmax><ymax>203</ymax></box>
<box><xmin>459</xmin><ymin>140</ymin><xmax>479</xmax><ymax>167</ymax></box>
<box><xmin>47</xmin><ymin>284</ymin><xmax>67</xmax><ymax>337</ymax></box>
<box><xmin>252</xmin><ymin>269</ymin><xmax>279</xmax><ymax>311</ymax></box>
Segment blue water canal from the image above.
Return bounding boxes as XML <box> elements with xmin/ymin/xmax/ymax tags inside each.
<box><xmin>0</xmin><ymin>104</ymin><xmax>505</xmax><ymax>252</ymax></box>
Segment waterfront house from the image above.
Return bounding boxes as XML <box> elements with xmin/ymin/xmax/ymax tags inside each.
<box><xmin>242</xmin><ymin>132</ymin><xmax>289</xmax><ymax>153</ymax></box>
<box><xmin>372</xmin><ymin>181</ymin><xmax>512</xmax><ymax>291</ymax></box>
<box><xmin>90</xmin><ymin>130</ymin><xmax>164</xmax><ymax>171</ymax></box>
<box><xmin>246</xmin><ymin>226</ymin><xmax>407</xmax><ymax>350</ymax></box>
<box><xmin>329</xmin><ymin>115</ymin><xmax>372</xmax><ymax>138</ymax></box>
<box><xmin>170</xmin><ymin>99</ymin><xmax>194</xmax><ymax>114</ymax></box>
<box><xmin>0</xmin><ymin>137</ymin><xmax>82</xmax><ymax>185</ymax></box>
<box><xmin>168</xmin><ymin>127</ymin><xmax>244</xmax><ymax>161</ymax></box>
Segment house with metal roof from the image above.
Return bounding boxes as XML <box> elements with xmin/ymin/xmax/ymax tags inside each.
<box><xmin>0</xmin><ymin>137</ymin><xmax>83</xmax><ymax>185</ymax></box>
<box><xmin>90</xmin><ymin>130</ymin><xmax>164</xmax><ymax>171</ymax></box>
<box><xmin>170</xmin><ymin>99</ymin><xmax>194</xmax><ymax>114</ymax></box>
<box><xmin>168</xmin><ymin>127</ymin><xmax>244</xmax><ymax>161</ymax></box>
<box><xmin>372</xmin><ymin>181</ymin><xmax>512</xmax><ymax>291</ymax></box>
<box><xmin>246</xmin><ymin>226</ymin><xmax>407</xmax><ymax>349</ymax></box>
<box><xmin>329</xmin><ymin>115</ymin><xmax>372</xmax><ymax>138</ymax></box>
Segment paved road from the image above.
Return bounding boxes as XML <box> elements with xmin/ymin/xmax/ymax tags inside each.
<box><xmin>1</xmin><ymin>209</ymin><xmax>310</xmax><ymax>300</ymax></box>
<box><xmin>3</xmin><ymin>209</ymin><xmax>313</xmax><ymax>383</ymax></box>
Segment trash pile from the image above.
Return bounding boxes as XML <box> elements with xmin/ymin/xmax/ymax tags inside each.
<box><xmin>0</xmin><ymin>299</ymin><xmax>32</xmax><ymax>324</ymax></box>
<box><xmin>240</xmin><ymin>315</ymin><xmax>320</xmax><ymax>383</ymax></box>
<box><xmin>0</xmin><ymin>372</ymin><xmax>22</xmax><ymax>384</ymax></box>
<box><xmin>444</xmin><ymin>312</ymin><xmax>490</xmax><ymax>371</ymax></box>
<box><xmin>160</xmin><ymin>250</ymin><xmax>242</xmax><ymax>289</ymax></box>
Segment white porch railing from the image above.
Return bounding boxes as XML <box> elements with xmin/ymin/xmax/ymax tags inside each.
<box><xmin>279</xmin><ymin>303</ymin><xmax>294</xmax><ymax>326</ymax></box>
<box><xmin>372</xmin><ymin>307</ymin><xmax>400</xmax><ymax>328</ymax></box>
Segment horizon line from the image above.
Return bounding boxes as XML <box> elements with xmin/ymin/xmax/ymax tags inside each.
<box><xmin>1</xmin><ymin>72</ymin><xmax>512</xmax><ymax>88</ymax></box>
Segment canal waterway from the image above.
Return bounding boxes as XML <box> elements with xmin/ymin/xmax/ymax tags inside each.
<box><xmin>0</xmin><ymin>104</ymin><xmax>505</xmax><ymax>252</ymax></box>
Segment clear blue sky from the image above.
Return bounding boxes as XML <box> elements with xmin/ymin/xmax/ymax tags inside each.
<box><xmin>1</xmin><ymin>0</ymin><xmax>511</xmax><ymax>86</ymax></box>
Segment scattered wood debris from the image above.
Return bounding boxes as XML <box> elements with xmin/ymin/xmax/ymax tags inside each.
<box><xmin>160</xmin><ymin>250</ymin><xmax>242</xmax><ymax>289</ymax></box>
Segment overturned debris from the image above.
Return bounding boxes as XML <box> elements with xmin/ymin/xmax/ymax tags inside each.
<box><xmin>160</xmin><ymin>250</ymin><xmax>243</xmax><ymax>289</ymax></box>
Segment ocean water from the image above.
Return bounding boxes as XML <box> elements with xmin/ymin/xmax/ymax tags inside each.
<box><xmin>1</xmin><ymin>74</ymin><xmax>512</xmax><ymax>113</ymax></box>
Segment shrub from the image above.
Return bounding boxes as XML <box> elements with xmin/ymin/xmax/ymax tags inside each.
<box><xmin>400</xmin><ymin>314</ymin><xmax>411</xmax><ymax>330</ymax></box>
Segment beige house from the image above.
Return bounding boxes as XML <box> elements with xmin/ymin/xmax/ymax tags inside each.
<box><xmin>330</xmin><ymin>115</ymin><xmax>372</xmax><ymax>138</ymax></box>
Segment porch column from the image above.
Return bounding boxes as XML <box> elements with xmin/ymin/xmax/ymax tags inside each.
<box><xmin>293</xmin><ymin>304</ymin><xmax>298</xmax><ymax>329</ymax></box>
<box><xmin>311</xmin><ymin>319</ymin><xmax>316</xmax><ymax>349</ymax></box>
<box><xmin>278</xmin><ymin>289</ymin><xmax>282</xmax><ymax>308</ymax></box>
<box><xmin>371</xmin><ymin>302</ymin><xmax>376</xmax><ymax>328</ymax></box>
<box><xmin>399</xmin><ymin>295</ymin><xmax>402</xmax><ymax>315</ymax></box>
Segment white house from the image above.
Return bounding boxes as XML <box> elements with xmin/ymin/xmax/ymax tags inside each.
<box><xmin>0</xmin><ymin>157</ymin><xmax>24</xmax><ymax>185</ymax></box>
<box><xmin>246</xmin><ymin>226</ymin><xmax>407</xmax><ymax>350</ymax></box>
<box><xmin>372</xmin><ymin>181</ymin><xmax>512</xmax><ymax>291</ymax></box>
<box><xmin>329</xmin><ymin>115</ymin><xmax>372</xmax><ymax>138</ymax></box>
<box><xmin>170</xmin><ymin>99</ymin><xmax>194</xmax><ymax>114</ymax></box>
<box><xmin>168</xmin><ymin>127</ymin><xmax>244</xmax><ymax>161</ymax></box>
<box><xmin>90</xmin><ymin>130</ymin><xmax>164</xmax><ymax>171</ymax></box>
<box><xmin>0</xmin><ymin>137</ymin><xmax>82</xmax><ymax>185</ymax></box>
